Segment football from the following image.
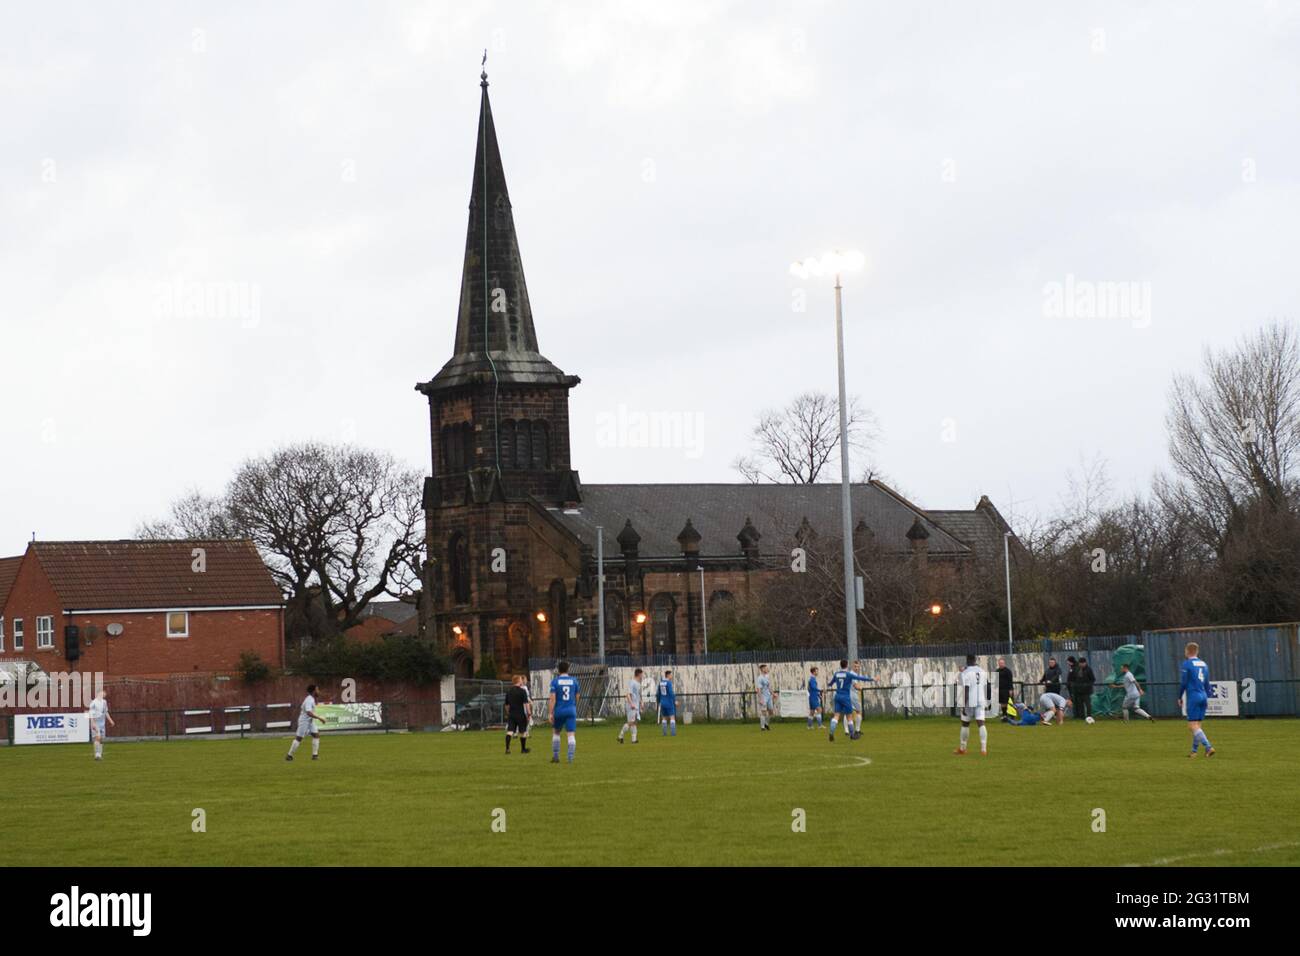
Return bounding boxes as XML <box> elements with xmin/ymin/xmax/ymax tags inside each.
<box><xmin>1085</xmin><ymin>716</ymin><xmax>1096</xmax><ymax>724</ymax></box>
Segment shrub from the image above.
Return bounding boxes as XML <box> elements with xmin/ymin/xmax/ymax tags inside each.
<box><xmin>238</xmin><ymin>651</ymin><xmax>272</xmax><ymax>684</ymax></box>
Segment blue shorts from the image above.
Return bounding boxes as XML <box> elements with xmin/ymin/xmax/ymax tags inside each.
<box><xmin>808</xmin><ymin>697</ymin><xmax>821</xmax><ymax>711</ymax></box>
<box><xmin>552</xmin><ymin>713</ymin><xmax>577</xmax><ymax>732</ymax></box>
<box><xmin>1185</xmin><ymin>698</ymin><xmax>1207</xmax><ymax>722</ymax></box>
<box><xmin>659</xmin><ymin>705</ymin><xmax>675</xmax><ymax>717</ymax></box>
<box><xmin>833</xmin><ymin>699</ymin><xmax>854</xmax><ymax>716</ymax></box>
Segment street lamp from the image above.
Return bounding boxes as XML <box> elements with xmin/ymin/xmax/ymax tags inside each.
<box><xmin>790</xmin><ymin>249</ymin><xmax>867</xmax><ymax>661</ymax></box>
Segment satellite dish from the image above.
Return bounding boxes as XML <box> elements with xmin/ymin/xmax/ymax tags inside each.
<box><xmin>106</xmin><ymin>623</ymin><xmax>124</xmax><ymax>637</ymax></box>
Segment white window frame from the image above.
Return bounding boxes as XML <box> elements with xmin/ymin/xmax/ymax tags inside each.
<box><xmin>36</xmin><ymin>615</ymin><xmax>54</xmax><ymax>649</ymax></box>
<box><xmin>0</xmin><ymin>616</ymin><xmax>5</xmax><ymax>652</ymax></box>
<box><xmin>166</xmin><ymin>610</ymin><xmax>190</xmax><ymax>638</ymax></box>
<box><xmin>12</xmin><ymin>617</ymin><xmax>23</xmax><ymax>651</ymax></box>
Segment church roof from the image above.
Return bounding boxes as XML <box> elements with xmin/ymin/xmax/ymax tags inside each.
<box><xmin>545</xmin><ymin>481</ymin><xmax>973</xmax><ymax>560</ymax></box>
<box><xmin>418</xmin><ymin>72</ymin><xmax>577</xmax><ymax>394</ymax></box>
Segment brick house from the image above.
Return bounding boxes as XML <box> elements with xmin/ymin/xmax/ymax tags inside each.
<box><xmin>416</xmin><ymin>74</ymin><xmax>1018</xmax><ymax>679</ymax></box>
<box><xmin>0</xmin><ymin>540</ymin><xmax>285</xmax><ymax>679</ymax></box>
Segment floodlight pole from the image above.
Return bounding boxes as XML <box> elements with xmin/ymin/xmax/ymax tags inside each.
<box><xmin>597</xmin><ymin>526</ymin><xmax>606</xmax><ymax>663</ymax></box>
<box><xmin>834</xmin><ymin>273</ymin><xmax>859</xmax><ymax>662</ymax></box>
<box><xmin>698</xmin><ymin>565</ymin><xmax>708</xmax><ymax>655</ymax></box>
<box><xmin>1003</xmin><ymin>531</ymin><xmax>1014</xmax><ymax>656</ymax></box>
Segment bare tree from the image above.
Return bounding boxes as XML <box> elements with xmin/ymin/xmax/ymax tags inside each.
<box><xmin>1164</xmin><ymin>320</ymin><xmax>1300</xmax><ymax>548</ymax></box>
<box><xmin>141</xmin><ymin>443</ymin><xmax>426</xmax><ymax>639</ymax></box>
<box><xmin>136</xmin><ymin>490</ymin><xmax>236</xmax><ymax>539</ymax></box>
<box><xmin>735</xmin><ymin>391</ymin><xmax>878</xmax><ymax>484</ymax></box>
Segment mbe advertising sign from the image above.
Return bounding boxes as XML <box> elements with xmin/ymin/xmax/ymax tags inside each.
<box><xmin>15</xmin><ymin>712</ymin><xmax>91</xmax><ymax>745</ymax></box>
<box><xmin>1177</xmin><ymin>680</ymin><xmax>1239</xmax><ymax>717</ymax></box>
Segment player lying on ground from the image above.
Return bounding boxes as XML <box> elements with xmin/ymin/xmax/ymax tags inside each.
<box><xmin>88</xmin><ymin>690</ymin><xmax>115</xmax><ymax>761</ymax></box>
<box><xmin>1181</xmin><ymin>642</ymin><xmax>1215</xmax><ymax>757</ymax></box>
<box><xmin>618</xmin><ymin>668</ymin><xmax>644</xmax><ymax>744</ymax></box>
<box><xmin>286</xmin><ymin>684</ymin><xmax>327</xmax><ymax>761</ymax></box>
<box><xmin>954</xmin><ymin>654</ymin><xmax>988</xmax><ymax>756</ymax></box>
<box><xmin>505</xmin><ymin>674</ymin><xmax>532</xmax><ymax>753</ymax></box>
<box><xmin>1009</xmin><ymin>701</ymin><xmax>1043</xmax><ymax>725</ymax></box>
<box><xmin>1110</xmin><ymin>664</ymin><xmax>1155</xmax><ymax>723</ymax></box>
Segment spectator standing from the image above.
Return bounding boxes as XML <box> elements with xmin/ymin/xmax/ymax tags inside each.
<box><xmin>995</xmin><ymin>657</ymin><xmax>1014</xmax><ymax>722</ymax></box>
<box><xmin>1041</xmin><ymin>657</ymin><xmax>1063</xmax><ymax>696</ymax></box>
<box><xmin>1076</xmin><ymin>656</ymin><xmax>1097</xmax><ymax>721</ymax></box>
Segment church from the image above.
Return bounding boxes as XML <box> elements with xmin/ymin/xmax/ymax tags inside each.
<box><xmin>416</xmin><ymin>72</ymin><xmax>1015</xmax><ymax>680</ymax></box>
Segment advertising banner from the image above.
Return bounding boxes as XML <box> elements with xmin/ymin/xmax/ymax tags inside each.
<box><xmin>14</xmin><ymin>712</ymin><xmax>92</xmax><ymax>745</ymax></box>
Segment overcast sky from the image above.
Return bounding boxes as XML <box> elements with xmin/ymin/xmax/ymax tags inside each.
<box><xmin>2</xmin><ymin>0</ymin><xmax>1298</xmax><ymax>551</ymax></box>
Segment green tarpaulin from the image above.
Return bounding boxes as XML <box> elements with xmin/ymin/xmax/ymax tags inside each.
<box><xmin>1090</xmin><ymin>644</ymin><xmax>1146</xmax><ymax>717</ymax></box>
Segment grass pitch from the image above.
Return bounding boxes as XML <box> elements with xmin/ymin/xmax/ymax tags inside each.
<box><xmin>3</xmin><ymin>717</ymin><xmax>1298</xmax><ymax>867</ymax></box>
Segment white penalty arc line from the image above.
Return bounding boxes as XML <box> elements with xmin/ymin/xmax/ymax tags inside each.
<box><xmin>484</xmin><ymin>753</ymin><xmax>873</xmax><ymax>791</ymax></box>
<box><xmin>1123</xmin><ymin>840</ymin><xmax>1300</xmax><ymax>867</ymax></box>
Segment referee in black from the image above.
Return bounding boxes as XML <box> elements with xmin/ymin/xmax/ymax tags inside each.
<box><xmin>505</xmin><ymin>674</ymin><xmax>532</xmax><ymax>754</ymax></box>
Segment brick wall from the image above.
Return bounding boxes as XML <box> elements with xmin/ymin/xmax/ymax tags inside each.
<box><xmin>0</xmin><ymin>551</ymin><xmax>284</xmax><ymax>679</ymax></box>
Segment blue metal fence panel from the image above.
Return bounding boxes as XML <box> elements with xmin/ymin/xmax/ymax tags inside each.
<box><xmin>1143</xmin><ymin>623</ymin><xmax>1300</xmax><ymax>717</ymax></box>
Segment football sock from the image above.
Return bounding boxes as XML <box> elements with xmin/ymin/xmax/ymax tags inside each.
<box><xmin>669</xmin><ymin>717</ymin><xmax>676</xmax><ymax>736</ymax></box>
<box><xmin>978</xmin><ymin>725</ymin><xmax>987</xmax><ymax>752</ymax></box>
<box><xmin>619</xmin><ymin>723</ymin><xmax>628</xmax><ymax>740</ymax></box>
<box><xmin>807</xmin><ymin>716</ymin><xmax>813</xmax><ymax>728</ymax></box>
<box><xmin>288</xmin><ymin>738</ymin><xmax>300</xmax><ymax>756</ymax></box>
<box><xmin>631</xmin><ymin>725</ymin><xmax>637</xmax><ymax>742</ymax></box>
<box><xmin>505</xmin><ymin>733</ymin><xmax>512</xmax><ymax>752</ymax></box>
<box><xmin>1136</xmin><ymin>708</ymin><xmax>1151</xmax><ymax>720</ymax></box>
<box><xmin>311</xmin><ymin>736</ymin><xmax>319</xmax><ymax>756</ymax></box>
<box><xmin>567</xmin><ymin>733</ymin><xmax>576</xmax><ymax>762</ymax></box>
<box><xmin>816</xmin><ymin>713</ymin><xmax>822</xmax><ymax>727</ymax></box>
<box><xmin>661</xmin><ymin>720</ymin><xmax>667</xmax><ymax>736</ymax></box>
<box><xmin>829</xmin><ymin>716</ymin><xmax>838</xmax><ymax>736</ymax></box>
<box><xmin>552</xmin><ymin>733</ymin><xmax>561</xmax><ymax>759</ymax></box>
<box><xmin>959</xmin><ymin>725</ymin><xmax>969</xmax><ymax>750</ymax></box>
<box><xmin>1195</xmin><ymin>730</ymin><xmax>1212</xmax><ymax>750</ymax></box>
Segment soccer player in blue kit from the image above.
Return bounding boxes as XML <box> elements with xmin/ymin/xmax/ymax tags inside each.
<box><xmin>828</xmin><ymin>660</ymin><xmax>874</xmax><ymax>741</ymax></box>
<box><xmin>549</xmin><ymin>660</ymin><xmax>580</xmax><ymax>764</ymax></box>
<box><xmin>806</xmin><ymin>666</ymin><xmax>823</xmax><ymax>730</ymax></box>
<box><xmin>657</xmin><ymin>670</ymin><xmax>678</xmax><ymax>736</ymax></box>
<box><xmin>1180</xmin><ymin>642</ymin><xmax>1216</xmax><ymax>757</ymax></box>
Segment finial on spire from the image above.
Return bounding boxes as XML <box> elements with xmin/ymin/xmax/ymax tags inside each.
<box><xmin>481</xmin><ymin>48</ymin><xmax>488</xmax><ymax>87</ymax></box>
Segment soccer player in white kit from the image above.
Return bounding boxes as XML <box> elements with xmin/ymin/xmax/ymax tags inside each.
<box><xmin>618</xmin><ymin>667</ymin><xmax>644</xmax><ymax>744</ymax></box>
<box><xmin>285</xmin><ymin>683</ymin><xmax>326</xmax><ymax>761</ymax></box>
<box><xmin>954</xmin><ymin>654</ymin><xmax>988</xmax><ymax>755</ymax></box>
<box><xmin>88</xmin><ymin>690</ymin><xmax>114</xmax><ymax>760</ymax></box>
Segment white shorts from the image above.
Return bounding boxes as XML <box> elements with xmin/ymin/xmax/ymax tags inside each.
<box><xmin>626</xmin><ymin>707</ymin><xmax>640</xmax><ymax>723</ymax></box>
<box><xmin>960</xmin><ymin>705</ymin><xmax>986</xmax><ymax>723</ymax></box>
<box><xmin>296</xmin><ymin>715</ymin><xmax>317</xmax><ymax>737</ymax></box>
<box><xmin>92</xmin><ymin>719</ymin><xmax>106</xmax><ymax>737</ymax></box>
<box><xmin>1123</xmin><ymin>697</ymin><xmax>1142</xmax><ymax>710</ymax></box>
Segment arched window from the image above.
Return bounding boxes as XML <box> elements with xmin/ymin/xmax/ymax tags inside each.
<box><xmin>531</xmin><ymin>421</ymin><xmax>549</xmax><ymax>469</ymax></box>
<box><xmin>499</xmin><ymin>420</ymin><xmax>515</xmax><ymax>469</ymax></box>
<box><xmin>461</xmin><ymin>423</ymin><xmax>475</xmax><ymax>471</ymax></box>
<box><xmin>708</xmin><ymin>590</ymin><xmax>736</xmax><ymax>621</ymax></box>
<box><xmin>548</xmin><ymin>579</ymin><xmax>568</xmax><ymax>657</ymax></box>
<box><xmin>650</xmin><ymin>593</ymin><xmax>676</xmax><ymax>654</ymax></box>
<box><xmin>515</xmin><ymin>420</ymin><xmax>532</xmax><ymax>470</ymax></box>
<box><xmin>604</xmin><ymin>592</ymin><xmax>626</xmax><ymax>636</ymax></box>
<box><xmin>449</xmin><ymin>533</ymin><xmax>470</xmax><ymax>605</ymax></box>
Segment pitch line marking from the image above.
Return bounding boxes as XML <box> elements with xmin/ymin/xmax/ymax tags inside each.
<box><xmin>485</xmin><ymin>753</ymin><xmax>873</xmax><ymax>791</ymax></box>
<box><xmin>1123</xmin><ymin>840</ymin><xmax>1300</xmax><ymax>867</ymax></box>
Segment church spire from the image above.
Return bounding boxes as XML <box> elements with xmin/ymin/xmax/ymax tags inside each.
<box><xmin>419</xmin><ymin>69</ymin><xmax>577</xmax><ymax>394</ymax></box>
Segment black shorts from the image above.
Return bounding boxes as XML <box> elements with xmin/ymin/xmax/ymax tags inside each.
<box><xmin>507</xmin><ymin>713</ymin><xmax>529</xmax><ymax>733</ymax></box>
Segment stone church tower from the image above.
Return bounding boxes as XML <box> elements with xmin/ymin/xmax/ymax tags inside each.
<box><xmin>416</xmin><ymin>74</ymin><xmax>1020</xmax><ymax>680</ymax></box>
<box><xmin>416</xmin><ymin>70</ymin><xmax>583</xmax><ymax>679</ymax></box>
